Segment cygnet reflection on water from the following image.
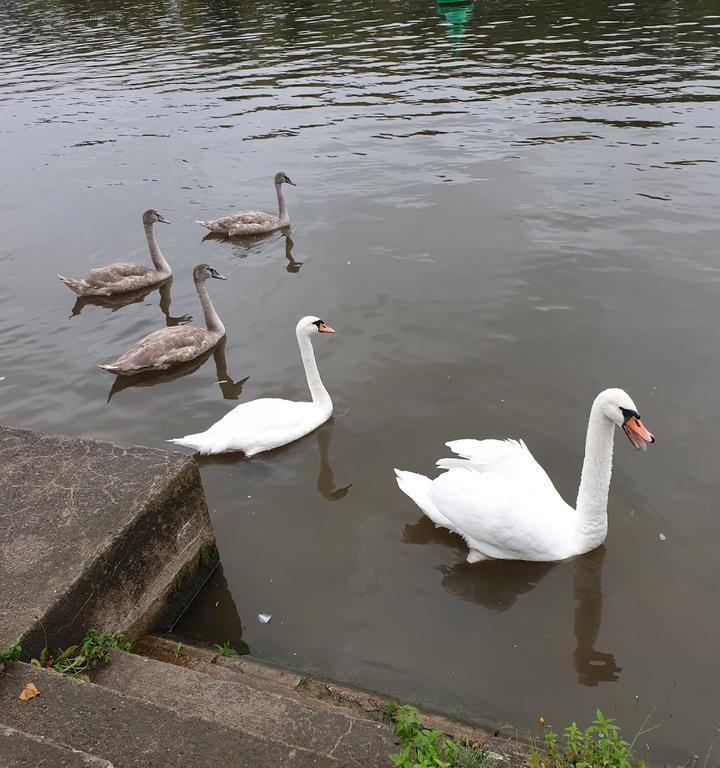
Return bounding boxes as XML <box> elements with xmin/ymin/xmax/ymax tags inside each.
<box><xmin>202</xmin><ymin>228</ymin><xmax>302</xmax><ymax>273</ymax></box>
<box><xmin>106</xmin><ymin>336</ymin><xmax>248</xmax><ymax>403</ymax></box>
<box><xmin>70</xmin><ymin>280</ymin><xmax>193</xmax><ymax>326</ymax></box>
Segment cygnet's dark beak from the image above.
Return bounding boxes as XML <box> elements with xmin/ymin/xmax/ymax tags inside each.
<box><xmin>209</xmin><ymin>269</ymin><xmax>227</xmax><ymax>280</ymax></box>
<box><xmin>285</xmin><ymin>177</ymin><xmax>297</xmax><ymax>186</ymax></box>
<box><xmin>157</xmin><ymin>214</ymin><xmax>171</xmax><ymax>224</ymax></box>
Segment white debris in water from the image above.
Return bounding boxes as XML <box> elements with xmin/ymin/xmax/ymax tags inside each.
<box><xmin>659</xmin><ymin>533</ymin><xmax>666</xmax><ymax>541</ymax></box>
<box><xmin>0</xmin><ymin>377</ymin><xmax>5</xmax><ymax>381</ymax></box>
<box><xmin>258</xmin><ymin>613</ymin><xmax>272</xmax><ymax>624</ymax></box>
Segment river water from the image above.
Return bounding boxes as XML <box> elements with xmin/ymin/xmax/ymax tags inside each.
<box><xmin>1</xmin><ymin>0</ymin><xmax>719</xmax><ymax>760</ymax></box>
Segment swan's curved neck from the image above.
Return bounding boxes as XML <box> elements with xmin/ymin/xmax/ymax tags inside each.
<box><xmin>276</xmin><ymin>182</ymin><xmax>289</xmax><ymax>226</ymax></box>
<box><xmin>144</xmin><ymin>222</ymin><xmax>171</xmax><ymax>275</ymax></box>
<box><xmin>195</xmin><ymin>279</ymin><xmax>225</xmax><ymax>336</ymax></box>
<box><xmin>575</xmin><ymin>400</ymin><xmax>615</xmax><ymax>548</ymax></box>
<box><xmin>297</xmin><ymin>331</ymin><xmax>331</xmax><ymax>410</ymax></box>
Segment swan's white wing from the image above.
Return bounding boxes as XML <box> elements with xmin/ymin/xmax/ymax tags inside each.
<box><xmin>429</xmin><ymin>468</ymin><xmax>575</xmax><ymax>561</ymax></box>
<box><xmin>438</xmin><ymin>438</ymin><xmax>562</xmax><ymax>501</ymax></box>
<box><xmin>170</xmin><ymin>398</ymin><xmax>326</xmax><ymax>455</ymax></box>
<box><xmin>208</xmin><ymin>398</ymin><xmax>317</xmax><ymax>436</ymax></box>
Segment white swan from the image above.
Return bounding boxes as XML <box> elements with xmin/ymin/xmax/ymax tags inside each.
<box><xmin>168</xmin><ymin>316</ymin><xmax>334</xmax><ymax>456</ymax></box>
<box><xmin>394</xmin><ymin>388</ymin><xmax>655</xmax><ymax>563</ymax></box>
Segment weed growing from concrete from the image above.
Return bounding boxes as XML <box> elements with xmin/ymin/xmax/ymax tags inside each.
<box><xmin>31</xmin><ymin>629</ymin><xmax>131</xmax><ymax>681</ymax></box>
<box><xmin>172</xmin><ymin>642</ymin><xmax>183</xmax><ymax>660</ymax></box>
<box><xmin>199</xmin><ymin>543</ymin><xmax>217</xmax><ymax>568</ymax></box>
<box><xmin>173</xmin><ymin>564</ymin><xmax>190</xmax><ymax>593</ymax></box>
<box><xmin>528</xmin><ymin>710</ymin><xmax>645</xmax><ymax>768</ymax></box>
<box><xmin>390</xmin><ymin>705</ymin><xmax>647</xmax><ymax>768</ymax></box>
<box><xmin>390</xmin><ymin>705</ymin><xmax>492</xmax><ymax>768</ymax></box>
<box><xmin>0</xmin><ymin>640</ymin><xmax>22</xmax><ymax>663</ymax></box>
<box><xmin>383</xmin><ymin>699</ymin><xmax>399</xmax><ymax>723</ymax></box>
<box><xmin>214</xmin><ymin>641</ymin><xmax>239</xmax><ymax>657</ymax></box>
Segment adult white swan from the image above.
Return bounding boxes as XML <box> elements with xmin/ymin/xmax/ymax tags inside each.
<box><xmin>168</xmin><ymin>316</ymin><xmax>335</xmax><ymax>456</ymax></box>
<box><xmin>394</xmin><ymin>388</ymin><xmax>655</xmax><ymax>563</ymax></box>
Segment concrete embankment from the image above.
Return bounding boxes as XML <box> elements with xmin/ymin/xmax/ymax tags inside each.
<box><xmin>0</xmin><ymin>424</ymin><xmax>213</xmax><ymax>657</ymax></box>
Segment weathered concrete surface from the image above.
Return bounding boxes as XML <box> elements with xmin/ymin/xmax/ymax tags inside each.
<box><xmin>137</xmin><ymin>633</ymin><xmax>520</xmax><ymax>757</ymax></box>
<box><xmin>93</xmin><ymin>648</ymin><xmax>395</xmax><ymax>764</ymax></box>
<box><xmin>0</xmin><ymin>724</ymin><xmax>112</xmax><ymax>767</ymax></box>
<box><xmin>0</xmin><ymin>662</ymin><xmax>362</xmax><ymax>767</ymax></box>
<box><xmin>0</xmin><ymin>425</ymin><xmax>213</xmax><ymax>657</ymax></box>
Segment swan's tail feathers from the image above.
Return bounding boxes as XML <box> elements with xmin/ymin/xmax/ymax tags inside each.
<box><xmin>467</xmin><ymin>549</ymin><xmax>489</xmax><ymax>563</ymax></box>
<box><xmin>195</xmin><ymin>220</ymin><xmax>212</xmax><ymax>229</ymax></box>
<box><xmin>167</xmin><ymin>433</ymin><xmax>215</xmax><ymax>455</ymax></box>
<box><xmin>58</xmin><ymin>275</ymin><xmax>88</xmax><ymax>295</ymax></box>
<box><xmin>394</xmin><ymin>469</ymin><xmax>457</xmax><ymax>532</ymax></box>
<box><xmin>97</xmin><ymin>363</ymin><xmax>120</xmax><ymax>374</ymax></box>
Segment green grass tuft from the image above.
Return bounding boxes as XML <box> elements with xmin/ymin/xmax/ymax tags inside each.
<box><xmin>0</xmin><ymin>640</ymin><xmax>22</xmax><ymax>663</ymax></box>
<box><xmin>214</xmin><ymin>641</ymin><xmax>239</xmax><ymax>657</ymax></box>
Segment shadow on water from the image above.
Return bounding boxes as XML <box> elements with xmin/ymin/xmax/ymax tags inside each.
<box><xmin>202</xmin><ymin>228</ymin><xmax>302</xmax><ymax>273</ymax></box>
<box><xmin>106</xmin><ymin>336</ymin><xmax>249</xmax><ymax>402</ymax></box>
<box><xmin>403</xmin><ymin>517</ymin><xmax>617</xmax><ymax>686</ymax></box>
<box><xmin>171</xmin><ymin>563</ymin><xmax>250</xmax><ymax>655</ymax></box>
<box><xmin>197</xmin><ymin>419</ymin><xmax>352</xmax><ymax>502</ymax></box>
<box><xmin>70</xmin><ymin>280</ymin><xmax>193</xmax><ymax>327</ymax></box>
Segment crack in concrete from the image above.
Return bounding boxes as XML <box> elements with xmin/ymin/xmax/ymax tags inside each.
<box><xmin>328</xmin><ymin>717</ymin><xmax>354</xmax><ymax>759</ymax></box>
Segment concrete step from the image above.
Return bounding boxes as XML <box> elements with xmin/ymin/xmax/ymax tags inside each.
<box><xmin>92</xmin><ymin>649</ymin><xmax>394</xmax><ymax>765</ymax></box>
<box><xmin>0</xmin><ymin>724</ymin><xmax>112</xmax><ymax>768</ymax></box>
<box><xmin>136</xmin><ymin>634</ymin><xmax>505</xmax><ymax>751</ymax></box>
<box><xmin>134</xmin><ymin>634</ymin><xmax>306</xmax><ymax>699</ymax></box>
<box><xmin>0</xmin><ymin>661</ymin><xmax>366</xmax><ymax>768</ymax></box>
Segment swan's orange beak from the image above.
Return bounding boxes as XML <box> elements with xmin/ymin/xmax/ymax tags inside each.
<box><xmin>318</xmin><ymin>322</ymin><xmax>335</xmax><ymax>333</ymax></box>
<box><xmin>622</xmin><ymin>415</ymin><xmax>655</xmax><ymax>451</ymax></box>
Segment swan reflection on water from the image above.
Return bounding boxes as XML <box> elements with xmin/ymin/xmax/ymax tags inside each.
<box><xmin>314</xmin><ymin>420</ymin><xmax>352</xmax><ymax>501</ymax></box>
<box><xmin>106</xmin><ymin>336</ymin><xmax>248</xmax><ymax>402</ymax></box>
<box><xmin>70</xmin><ymin>280</ymin><xmax>193</xmax><ymax>326</ymax></box>
<box><xmin>202</xmin><ymin>228</ymin><xmax>302</xmax><ymax>273</ymax></box>
<box><xmin>403</xmin><ymin>517</ymin><xmax>619</xmax><ymax>686</ymax></box>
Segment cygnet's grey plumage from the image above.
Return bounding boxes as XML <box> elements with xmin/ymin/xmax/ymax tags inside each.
<box><xmin>59</xmin><ymin>209</ymin><xmax>172</xmax><ymax>296</ymax></box>
<box><xmin>98</xmin><ymin>264</ymin><xmax>226</xmax><ymax>375</ymax></box>
<box><xmin>196</xmin><ymin>172</ymin><xmax>296</xmax><ymax>236</ymax></box>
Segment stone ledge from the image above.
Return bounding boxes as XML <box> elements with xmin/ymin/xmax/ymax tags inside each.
<box><xmin>0</xmin><ymin>425</ymin><xmax>212</xmax><ymax>656</ymax></box>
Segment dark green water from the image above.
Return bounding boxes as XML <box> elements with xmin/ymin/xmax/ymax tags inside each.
<box><xmin>1</xmin><ymin>0</ymin><xmax>719</xmax><ymax>760</ymax></box>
